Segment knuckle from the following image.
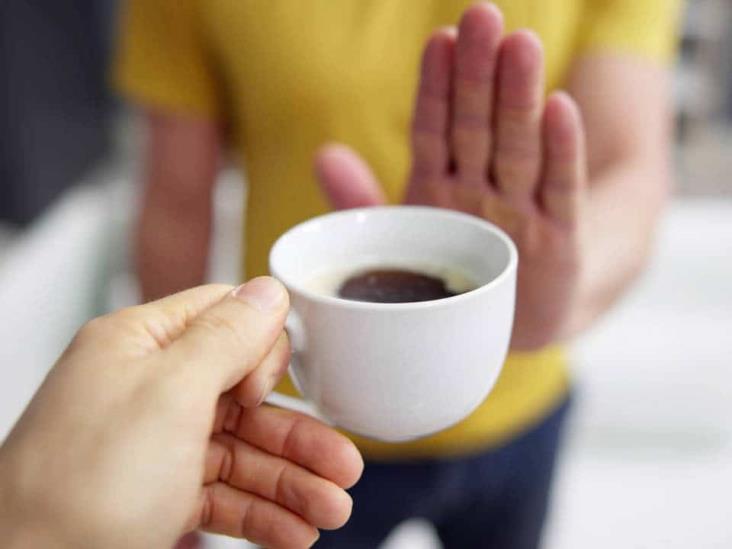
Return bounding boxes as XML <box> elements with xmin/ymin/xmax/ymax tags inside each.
<box><xmin>76</xmin><ymin>316</ymin><xmax>108</xmax><ymax>339</ymax></box>
<box><xmin>97</xmin><ymin>307</ymin><xmax>146</xmax><ymax>332</ymax></box>
<box><xmin>548</xmin><ymin>141</ymin><xmax>578</xmax><ymax>162</ymax></box>
<box><xmin>481</xmin><ymin>199</ymin><xmax>524</xmax><ymax>237</ymax></box>
<box><xmin>455</xmin><ymin>77</ymin><xmax>492</xmax><ymax>103</ymax></box>
<box><xmin>202</xmin><ymin>282</ymin><xmax>237</xmax><ymax>294</ymax></box>
<box><xmin>452</xmin><ymin>111</ymin><xmax>488</xmax><ymax>132</ymax></box>
<box><xmin>452</xmin><ymin>131</ymin><xmax>489</xmax><ymax>166</ymax></box>
<box><xmin>239</xmin><ymin>497</ymin><xmax>264</xmax><ymax>541</ymax></box>
<box><xmin>412</xmin><ymin>118</ymin><xmax>445</xmax><ymax>139</ymax></box>
<box><xmin>219</xmin><ymin>441</ymin><xmax>236</xmax><ymax>483</ymax></box>
<box><xmin>495</xmin><ymin>126</ymin><xmax>541</xmax><ymax>155</ymax></box>
<box><xmin>499</xmin><ymin>101</ymin><xmax>541</xmax><ymax>121</ymax></box>
<box><xmin>195</xmin><ymin>312</ymin><xmax>244</xmax><ymax>345</ymax></box>
<box><xmin>73</xmin><ymin>313</ymin><xmax>126</xmax><ymax>346</ymax></box>
<box><xmin>495</xmin><ymin>160</ymin><xmax>538</xmax><ymax>190</ymax></box>
<box><xmin>496</xmin><ymin>124</ymin><xmax>541</xmax><ymax>155</ymax></box>
<box><xmin>452</xmin><ymin>125</ymin><xmax>488</xmax><ymax>149</ymax></box>
<box><xmin>273</xmin><ymin>462</ymin><xmax>290</xmax><ymax>506</ymax></box>
<box><xmin>411</xmin><ymin>132</ymin><xmax>446</xmax><ymax>164</ymax></box>
<box><xmin>414</xmin><ymin>93</ymin><xmax>448</xmax><ymax>120</ymax></box>
<box><xmin>280</xmin><ymin>416</ymin><xmax>305</xmax><ymax>458</ymax></box>
<box><xmin>544</xmin><ymin>178</ymin><xmax>576</xmax><ymax>194</ymax></box>
<box><xmin>543</xmin><ymin>166</ymin><xmax>582</xmax><ymax>193</ymax></box>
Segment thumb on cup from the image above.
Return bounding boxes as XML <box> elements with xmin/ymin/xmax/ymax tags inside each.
<box><xmin>167</xmin><ymin>277</ymin><xmax>289</xmax><ymax>392</ymax></box>
<box><xmin>314</xmin><ymin>143</ymin><xmax>387</xmax><ymax>210</ymax></box>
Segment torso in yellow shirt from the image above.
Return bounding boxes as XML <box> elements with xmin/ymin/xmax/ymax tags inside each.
<box><xmin>116</xmin><ymin>0</ymin><xmax>678</xmax><ymax>459</ymax></box>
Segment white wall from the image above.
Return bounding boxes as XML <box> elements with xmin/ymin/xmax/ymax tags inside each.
<box><xmin>0</xmin><ymin>184</ymin><xmax>111</xmax><ymax>439</ymax></box>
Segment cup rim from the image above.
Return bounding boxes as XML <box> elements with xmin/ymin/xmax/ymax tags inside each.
<box><xmin>269</xmin><ymin>205</ymin><xmax>518</xmax><ymax>311</ymax></box>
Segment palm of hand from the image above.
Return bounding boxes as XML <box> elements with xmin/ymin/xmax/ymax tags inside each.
<box><xmin>316</xmin><ymin>4</ymin><xmax>585</xmax><ymax>349</ymax></box>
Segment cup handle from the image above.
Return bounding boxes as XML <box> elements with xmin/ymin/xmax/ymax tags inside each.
<box><xmin>264</xmin><ymin>392</ymin><xmax>329</xmax><ymax>423</ymax></box>
<box><xmin>262</xmin><ymin>312</ymin><xmax>332</xmax><ymax>425</ymax></box>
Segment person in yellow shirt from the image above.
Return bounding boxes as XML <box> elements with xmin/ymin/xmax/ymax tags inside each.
<box><xmin>116</xmin><ymin>1</ymin><xmax>679</xmax><ymax>547</ymax></box>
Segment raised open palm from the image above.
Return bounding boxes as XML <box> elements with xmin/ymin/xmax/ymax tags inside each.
<box><xmin>315</xmin><ymin>3</ymin><xmax>586</xmax><ymax>349</ymax></box>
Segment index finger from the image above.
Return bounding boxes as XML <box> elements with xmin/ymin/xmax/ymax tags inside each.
<box><xmin>215</xmin><ymin>395</ymin><xmax>364</xmax><ymax>490</ymax></box>
<box><xmin>166</xmin><ymin>277</ymin><xmax>290</xmax><ymax>392</ymax></box>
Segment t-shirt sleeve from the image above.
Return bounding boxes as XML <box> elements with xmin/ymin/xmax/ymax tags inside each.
<box><xmin>113</xmin><ymin>0</ymin><xmax>221</xmax><ymax>118</ymax></box>
<box><xmin>577</xmin><ymin>0</ymin><xmax>683</xmax><ymax>64</ymax></box>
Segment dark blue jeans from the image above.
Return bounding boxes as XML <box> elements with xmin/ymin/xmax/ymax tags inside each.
<box><xmin>316</xmin><ymin>397</ymin><xmax>571</xmax><ymax>549</ymax></box>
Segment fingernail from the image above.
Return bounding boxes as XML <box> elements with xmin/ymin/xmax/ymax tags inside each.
<box><xmin>233</xmin><ymin>277</ymin><xmax>285</xmax><ymax>312</ymax></box>
<box><xmin>256</xmin><ymin>376</ymin><xmax>278</xmax><ymax>406</ymax></box>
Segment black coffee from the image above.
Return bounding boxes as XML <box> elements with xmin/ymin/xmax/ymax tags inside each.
<box><xmin>338</xmin><ymin>268</ymin><xmax>463</xmax><ymax>303</ymax></box>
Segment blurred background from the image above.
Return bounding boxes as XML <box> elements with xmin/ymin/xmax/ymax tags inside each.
<box><xmin>1</xmin><ymin>1</ymin><xmax>731</xmax><ymax>548</ymax></box>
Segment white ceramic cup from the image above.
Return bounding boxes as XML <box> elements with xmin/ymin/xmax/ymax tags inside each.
<box><xmin>267</xmin><ymin>206</ymin><xmax>517</xmax><ymax>442</ymax></box>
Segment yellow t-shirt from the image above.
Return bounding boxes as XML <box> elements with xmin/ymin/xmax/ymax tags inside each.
<box><xmin>115</xmin><ymin>0</ymin><xmax>679</xmax><ymax>459</ymax></box>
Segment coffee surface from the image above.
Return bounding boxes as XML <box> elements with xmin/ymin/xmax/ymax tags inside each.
<box><xmin>338</xmin><ymin>269</ymin><xmax>463</xmax><ymax>303</ymax></box>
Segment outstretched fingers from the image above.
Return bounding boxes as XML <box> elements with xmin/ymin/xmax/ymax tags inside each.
<box><xmin>493</xmin><ymin>30</ymin><xmax>545</xmax><ymax>202</ymax></box>
<box><xmin>411</xmin><ymin>27</ymin><xmax>455</xmax><ymax>183</ymax></box>
<box><xmin>541</xmin><ymin>92</ymin><xmax>586</xmax><ymax>226</ymax></box>
<box><xmin>451</xmin><ymin>3</ymin><xmax>504</xmax><ymax>185</ymax></box>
